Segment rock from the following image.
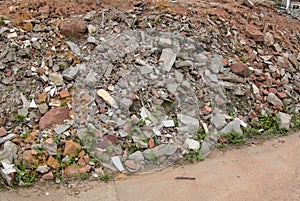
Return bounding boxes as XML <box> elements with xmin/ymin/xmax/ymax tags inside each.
<box><xmin>49</xmin><ymin>72</ymin><xmax>63</xmax><ymax>86</ymax></box>
<box><xmin>21</xmin><ymin>150</ymin><xmax>38</xmax><ymax>168</ymax></box>
<box><xmin>37</xmin><ymin>92</ymin><xmax>47</xmax><ymax>104</ymax></box>
<box><xmin>277</xmin><ymin>112</ymin><xmax>291</xmax><ymax>130</ymax></box>
<box><xmin>0</xmin><ymin>134</ymin><xmax>17</xmax><ymax>144</ymax></box>
<box><xmin>264</xmin><ymin>32</ymin><xmax>274</xmax><ymax>47</ymax></box>
<box><xmin>43</xmin><ymin>138</ymin><xmax>58</xmax><ymax>156</ymax></box>
<box><xmin>36</xmin><ymin>165</ymin><xmax>51</xmax><ymax>174</ymax></box>
<box><xmin>245</xmin><ymin>24</ymin><xmax>263</xmax><ymax>42</ymax></box>
<box><xmin>208</xmin><ymin>55</ymin><xmax>224</xmax><ymax>74</ymax></box>
<box><xmin>38</xmin><ymin>103</ymin><xmax>49</xmax><ymax>114</ymax></box>
<box><xmin>87</xmin><ymin>36</ymin><xmax>97</xmax><ymax>44</ymax></box>
<box><xmin>140</xmin><ymin>107</ymin><xmax>158</xmax><ymax>125</ymax></box>
<box><xmin>84</xmin><ymin>70</ymin><xmax>98</xmax><ymax>86</ymax></box>
<box><xmin>243</xmin><ymin>0</ymin><xmax>254</xmax><ymax>7</ymax></box>
<box><xmin>54</xmin><ymin>124</ymin><xmax>70</xmax><ymax>134</ymax></box>
<box><xmin>39</xmin><ymin>106</ymin><xmax>70</xmax><ymax>130</ymax></box>
<box><xmin>0</xmin><ymin>141</ymin><xmax>17</xmax><ymax>164</ymax></box>
<box><xmin>200</xmin><ymin>139</ymin><xmax>214</xmax><ymax>158</ymax></box>
<box><xmin>24</xmin><ymin>131</ymin><xmax>38</xmax><ymax>143</ymax></box>
<box><xmin>143</xmin><ymin>144</ymin><xmax>178</xmax><ymax>161</ymax></box>
<box><xmin>162</xmin><ymin>120</ymin><xmax>175</xmax><ymax>128</ymax></box>
<box><xmin>79</xmin><ymin>165</ymin><xmax>91</xmax><ymax>173</ymax></box>
<box><xmin>128</xmin><ymin>151</ymin><xmax>144</xmax><ymax>162</ymax></box>
<box><xmin>18</xmin><ymin>108</ymin><xmax>28</xmax><ymax>117</ymax></box>
<box><xmin>64</xmin><ymin>164</ymin><xmax>79</xmax><ymax>177</ymax></box>
<box><xmin>288</xmin><ymin>54</ymin><xmax>299</xmax><ymax>69</ymax></box>
<box><xmin>175</xmin><ymin>60</ymin><xmax>193</xmax><ymax>68</ymax></box>
<box><xmin>42</xmin><ymin>171</ymin><xmax>54</xmax><ymax>180</ymax></box>
<box><xmin>111</xmin><ymin>156</ymin><xmax>124</xmax><ymax>172</ymax></box>
<box><xmin>210</xmin><ymin>113</ymin><xmax>227</xmax><ymax>130</ymax></box>
<box><xmin>230</xmin><ymin>62</ymin><xmax>249</xmax><ymax>77</ymax></box>
<box><xmin>252</xmin><ymin>84</ymin><xmax>260</xmax><ymax>94</ymax></box>
<box><xmin>0</xmin><ymin>127</ymin><xmax>7</xmax><ymax>137</ymax></box>
<box><xmin>119</xmin><ymin>97</ymin><xmax>132</xmax><ymax>109</ymax></box>
<box><xmin>160</xmin><ymin>49</ymin><xmax>176</xmax><ymax>72</ymax></box>
<box><xmin>66</xmin><ymin>41</ymin><xmax>81</xmax><ymax>57</ymax></box>
<box><xmin>273</xmin><ymin>43</ymin><xmax>282</xmax><ymax>52</ymax></box>
<box><xmin>220</xmin><ymin>118</ymin><xmax>243</xmax><ymax>135</ymax></box>
<box><xmin>7</xmin><ymin>32</ymin><xmax>17</xmax><ymax>39</ymax></box>
<box><xmin>29</xmin><ymin>99</ymin><xmax>37</xmax><ymax>108</ymax></box>
<box><xmin>60</xmin><ymin>20</ymin><xmax>87</xmax><ymax>38</ymax></box>
<box><xmin>124</xmin><ymin>160</ymin><xmax>141</xmax><ymax>173</ymax></box>
<box><xmin>177</xmin><ymin>114</ymin><xmax>199</xmax><ymax>128</ymax></box>
<box><xmin>59</xmin><ymin>89</ymin><xmax>70</xmax><ymax>98</ymax></box>
<box><xmin>97</xmin><ymin>89</ymin><xmax>118</xmax><ymax>109</ymax></box>
<box><xmin>184</xmin><ymin>138</ymin><xmax>200</xmax><ymax>150</ymax></box>
<box><xmin>267</xmin><ymin>93</ymin><xmax>283</xmax><ymax>107</ymax></box>
<box><xmin>39</xmin><ymin>5</ymin><xmax>50</xmax><ymax>18</ymax></box>
<box><xmin>277</xmin><ymin>92</ymin><xmax>287</xmax><ymax>99</ymax></box>
<box><xmin>62</xmin><ymin>65</ymin><xmax>79</xmax><ymax>80</ymax></box>
<box><xmin>87</xmin><ymin>24</ymin><xmax>97</xmax><ymax>34</ymax></box>
<box><xmin>63</xmin><ymin>140</ymin><xmax>82</xmax><ymax>157</ymax></box>
<box><xmin>23</xmin><ymin>22</ymin><xmax>33</xmax><ymax>32</ymax></box>
<box><xmin>47</xmin><ymin>156</ymin><xmax>60</xmax><ymax>169</ymax></box>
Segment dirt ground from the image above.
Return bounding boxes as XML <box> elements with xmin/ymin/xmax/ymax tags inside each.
<box><xmin>0</xmin><ymin>132</ymin><xmax>299</xmax><ymax>201</ymax></box>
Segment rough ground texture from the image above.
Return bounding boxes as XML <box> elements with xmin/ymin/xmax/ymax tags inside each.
<box><xmin>1</xmin><ymin>133</ymin><xmax>300</xmax><ymax>201</ymax></box>
<box><xmin>0</xmin><ymin>0</ymin><xmax>300</xmax><ymax>190</ymax></box>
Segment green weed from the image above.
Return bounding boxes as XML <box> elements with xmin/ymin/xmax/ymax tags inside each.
<box><xmin>14</xmin><ymin>114</ymin><xmax>26</xmax><ymax>122</ymax></box>
<box><xmin>99</xmin><ymin>173</ymin><xmax>112</xmax><ymax>182</ymax></box>
<box><xmin>185</xmin><ymin>149</ymin><xmax>203</xmax><ymax>163</ymax></box>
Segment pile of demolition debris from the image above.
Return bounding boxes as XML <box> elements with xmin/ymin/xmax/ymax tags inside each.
<box><xmin>0</xmin><ymin>0</ymin><xmax>300</xmax><ymax>188</ymax></box>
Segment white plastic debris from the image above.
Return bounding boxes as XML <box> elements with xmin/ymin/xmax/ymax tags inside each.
<box><xmin>111</xmin><ymin>156</ymin><xmax>124</xmax><ymax>172</ymax></box>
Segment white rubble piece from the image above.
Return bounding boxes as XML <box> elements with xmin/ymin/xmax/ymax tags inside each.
<box><xmin>111</xmin><ymin>156</ymin><xmax>124</xmax><ymax>172</ymax></box>
<box><xmin>184</xmin><ymin>138</ymin><xmax>200</xmax><ymax>150</ymax></box>
<box><xmin>97</xmin><ymin>89</ymin><xmax>118</xmax><ymax>109</ymax></box>
<box><xmin>20</xmin><ymin>93</ymin><xmax>30</xmax><ymax>108</ymax></box>
<box><xmin>162</xmin><ymin>120</ymin><xmax>175</xmax><ymax>127</ymax></box>
<box><xmin>29</xmin><ymin>99</ymin><xmax>38</xmax><ymax>108</ymax></box>
<box><xmin>1</xmin><ymin>161</ymin><xmax>16</xmax><ymax>186</ymax></box>
<box><xmin>160</xmin><ymin>49</ymin><xmax>177</xmax><ymax>72</ymax></box>
<box><xmin>140</xmin><ymin>107</ymin><xmax>158</xmax><ymax>125</ymax></box>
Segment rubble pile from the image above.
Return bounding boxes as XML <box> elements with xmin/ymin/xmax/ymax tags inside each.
<box><xmin>0</xmin><ymin>0</ymin><xmax>300</xmax><ymax>187</ymax></box>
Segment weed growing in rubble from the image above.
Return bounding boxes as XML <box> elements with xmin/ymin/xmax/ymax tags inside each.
<box><xmin>99</xmin><ymin>173</ymin><xmax>112</xmax><ymax>182</ymax></box>
<box><xmin>185</xmin><ymin>149</ymin><xmax>203</xmax><ymax>163</ymax></box>
<box><xmin>222</xmin><ymin>131</ymin><xmax>246</xmax><ymax>145</ymax></box>
<box><xmin>14</xmin><ymin>114</ymin><xmax>26</xmax><ymax>122</ymax></box>
<box><xmin>14</xmin><ymin>160</ymin><xmax>37</xmax><ymax>186</ymax></box>
<box><xmin>258</xmin><ymin>113</ymin><xmax>288</xmax><ymax>136</ymax></box>
<box><xmin>291</xmin><ymin>112</ymin><xmax>300</xmax><ymax>130</ymax></box>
